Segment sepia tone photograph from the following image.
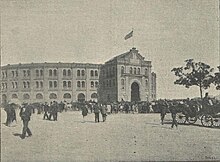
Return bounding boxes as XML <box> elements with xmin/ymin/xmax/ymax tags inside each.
<box><xmin>0</xmin><ymin>0</ymin><xmax>219</xmax><ymax>161</ymax></box>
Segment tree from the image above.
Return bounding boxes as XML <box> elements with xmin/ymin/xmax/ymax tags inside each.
<box><xmin>213</xmin><ymin>66</ymin><xmax>220</xmax><ymax>90</ymax></box>
<box><xmin>171</xmin><ymin>59</ymin><xmax>214</xmax><ymax>99</ymax></box>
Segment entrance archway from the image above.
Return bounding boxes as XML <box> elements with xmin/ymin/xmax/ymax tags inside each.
<box><xmin>131</xmin><ymin>82</ymin><xmax>140</xmax><ymax>102</ymax></box>
<box><xmin>2</xmin><ymin>94</ymin><xmax>7</xmax><ymax>104</ymax></box>
<box><xmin>77</xmin><ymin>93</ymin><xmax>85</xmax><ymax>102</ymax></box>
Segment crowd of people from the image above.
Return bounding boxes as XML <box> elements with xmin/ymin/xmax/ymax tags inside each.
<box><xmin>2</xmin><ymin>92</ymin><xmax>219</xmax><ymax>139</ymax></box>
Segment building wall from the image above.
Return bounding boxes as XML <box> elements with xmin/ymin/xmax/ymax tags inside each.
<box><xmin>1</xmin><ymin>48</ymin><xmax>156</xmax><ymax>104</ymax></box>
<box><xmin>99</xmin><ymin>48</ymin><xmax>156</xmax><ymax>102</ymax></box>
<box><xmin>0</xmin><ymin>63</ymin><xmax>101</xmax><ymax>104</ymax></box>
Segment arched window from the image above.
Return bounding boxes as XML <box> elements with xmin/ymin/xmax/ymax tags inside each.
<box><xmin>63</xmin><ymin>93</ymin><xmax>71</xmax><ymax>99</ymax></box>
<box><xmin>63</xmin><ymin>81</ymin><xmax>67</xmax><ymax>88</ymax></box>
<box><xmin>40</xmin><ymin>81</ymin><xmax>43</xmax><ymax>88</ymax></box>
<box><xmin>90</xmin><ymin>70</ymin><xmax>94</xmax><ymax>77</ymax></box>
<box><xmin>77</xmin><ymin>70</ymin><xmax>80</xmax><ymax>76</ymax></box>
<box><xmin>145</xmin><ymin>68</ymin><xmax>148</xmax><ymax>75</ymax></box>
<box><xmin>23</xmin><ymin>93</ymin><xmax>30</xmax><ymax>100</ymax></box>
<box><xmin>81</xmin><ymin>70</ymin><xmax>85</xmax><ymax>76</ymax></box>
<box><xmin>121</xmin><ymin>66</ymin><xmax>124</xmax><ymax>74</ymax></box>
<box><xmin>12</xmin><ymin>94</ymin><xmax>18</xmax><ymax>99</ymax></box>
<box><xmin>36</xmin><ymin>81</ymin><xmax>39</xmax><ymax>88</ymax></box>
<box><xmin>134</xmin><ymin>68</ymin><xmax>136</xmax><ymax>74</ymax></box>
<box><xmin>23</xmin><ymin>82</ymin><xmax>26</xmax><ymax>88</ymax></box>
<box><xmin>49</xmin><ymin>69</ymin><xmax>52</xmax><ymax>76</ymax></box>
<box><xmin>77</xmin><ymin>81</ymin><xmax>81</xmax><ymax>88</ymax></box>
<box><xmin>91</xmin><ymin>81</ymin><xmax>94</xmax><ymax>88</ymax></box>
<box><xmin>77</xmin><ymin>93</ymin><xmax>85</xmax><ymax>102</ymax></box>
<box><xmin>12</xmin><ymin>82</ymin><xmax>14</xmax><ymax>89</ymax></box>
<box><xmin>102</xmin><ymin>70</ymin><xmax>105</xmax><ymax>77</ymax></box>
<box><xmin>121</xmin><ymin>79</ymin><xmax>125</xmax><ymax>85</ymax></box>
<box><xmin>15</xmin><ymin>71</ymin><xmax>18</xmax><ymax>77</ymax></box>
<box><xmin>68</xmin><ymin>81</ymin><xmax>71</xmax><ymax>88</ymax></box>
<box><xmin>53</xmin><ymin>69</ymin><xmax>57</xmax><ymax>76</ymax></box>
<box><xmin>12</xmin><ymin>71</ymin><xmax>15</xmax><ymax>77</ymax></box>
<box><xmin>91</xmin><ymin>93</ymin><xmax>98</xmax><ymax>99</ymax></box>
<box><xmin>36</xmin><ymin>93</ymin><xmax>43</xmax><ymax>99</ymax></box>
<box><xmin>95</xmin><ymin>81</ymin><xmax>98</xmax><ymax>88</ymax></box>
<box><xmin>49</xmin><ymin>93</ymin><xmax>57</xmax><ymax>99</ymax></box>
<box><xmin>109</xmin><ymin>80</ymin><xmax>112</xmax><ymax>87</ymax></box>
<box><xmin>82</xmin><ymin>81</ymin><xmax>85</xmax><ymax>88</ymax></box>
<box><xmin>36</xmin><ymin>69</ymin><xmax>39</xmax><ymax>77</ymax></box>
<box><xmin>27</xmin><ymin>82</ymin><xmax>30</xmax><ymax>88</ymax></box>
<box><xmin>2</xmin><ymin>94</ymin><xmax>7</xmax><ymax>104</ymax></box>
<box><xmin>63</xmin><ymin>69</ymin><xmax>66</xmax><ymax>76</ymax></box>
<box><xmin>145</xmin><ymin>79</ymin><xmax>148</xmax><ymax>87</ymax></box>
<box><xmin>130</xmin><ymin>67</ymin><xmax>133</xmax><ymax>74</ymax></box>
<box><xmin>112</xmin><ymin>67</ymin><xmax>115</xmax><ymax>75</ymax></box>
<box><xmin>106</xmin><ymin>80</ymin><xmax>109</xmax><ymax>87</ymax></box>
<box><xmin>113</xmin><ymin>79</ymin><xmax>115</xmax><ymax>86</ymax></box>
<box><xmin>106</xmin><ymin>68</ymin><xmax>109</xmax><ymax>77</ymax></box>
<box><xmin>67</xmin><ymin>69</ymin><xmax>71</xmax><ymax>76</ymax></box>
<box><xmin>27</xmin><ymin>70</ymin><xmax>30</xmax><ymax>76</ymax></box>
<box><xmin>23</xmin><ymin>70</ymin><xmax>26</xmax><ymax>77</ymax></box>
<box><xmin>54</xmin><ymin>81</ymin><xmax>57</xmax><ymax>88</ymax></box>
<box><xmin>138</xmin><ymin>68</ymin><xmax>140</xmax><ymax>74</ymax></box>
<box><xmin>49</xmin><ymin>81</ymin><xmax>53</xmax><ymax>88</ymax></box>
<box><xmin>95</xmin><ymin>70</ymin><xmax>98</xmax><ymax>77</ymax></box>
<box><xmin>15</xmin><ymin>82</ymin><xmax>18</xmax><ymax>88</ymax></box>
<box><xmin>40</xmin><ymin>69</ymin><xmax>43</xmax><ymax>76</ymax></box>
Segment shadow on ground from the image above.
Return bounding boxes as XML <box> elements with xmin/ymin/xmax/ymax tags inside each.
<box><xmin>13</xmin><ymin>133</ymin><xmax>22</xmax><ymax>139</ymax></box>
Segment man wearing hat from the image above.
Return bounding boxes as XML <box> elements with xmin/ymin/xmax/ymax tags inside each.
<box><xmin>20</xmin><ymin>103</ymin><xmax>32</xmax><ymax>139</ymax></box>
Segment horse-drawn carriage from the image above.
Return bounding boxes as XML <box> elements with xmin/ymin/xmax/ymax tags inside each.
<box><xmin>200</xmin><ymin>103</ymin><xmax>220</xmax><ymax>127</ymax></box>
<box><xmin>175</xmin><ymin>99</ymin><xmax>220</xmax><ymax>128</ymax></box>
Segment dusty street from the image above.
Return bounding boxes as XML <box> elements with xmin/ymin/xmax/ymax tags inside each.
<box><xmin>1</xmin><ymin>109</ymin><xmax>220</xmax><ymax>162</ymax></box>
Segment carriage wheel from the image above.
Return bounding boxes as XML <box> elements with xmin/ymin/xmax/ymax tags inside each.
<box><xmin>176</xmin><ymin>113</ymin><xmax>187</xmax><ymax>124</ymax></box>
<box><xmin>201</xmin><ymin>115</ymin><xmax>213</xmax><ymax>127</ymax></box>
<box><xmin>212</xmin><ymin>117</ymin><xmax>220</xmax><ymax>127</ymax></box>
<box><xmin>188</xmin><ymin>117</ymin><xmax>197</xmax><ymax>124</ymax></box>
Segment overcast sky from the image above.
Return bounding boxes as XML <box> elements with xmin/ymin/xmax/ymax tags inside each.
<box><xmin>1</xmin><ymin>0</ymin><xmax>219</xmax><ymax>99</ymax></box>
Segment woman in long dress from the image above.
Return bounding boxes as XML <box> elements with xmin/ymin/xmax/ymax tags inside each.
<box><xmin>81</xmin><ymin>104</ymin><xmax>88</xmax><ymax>122</ymax></box>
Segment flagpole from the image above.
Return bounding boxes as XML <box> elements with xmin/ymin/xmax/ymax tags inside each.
<box><xmin>132</xmin><ymin>28</ymin><xmax>134</xmax><ymax>48</ymax></box>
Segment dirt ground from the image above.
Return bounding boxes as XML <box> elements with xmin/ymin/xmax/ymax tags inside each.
<box><xmin>1</xmin><ymin>109</ymin><xmax>220</xmax><ymax>162</ymax></box>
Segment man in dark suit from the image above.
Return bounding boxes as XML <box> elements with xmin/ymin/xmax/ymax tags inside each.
<box><xmin>20</xmin><ymin>103</ymin><xmax>32</xmax><ymax>139</ymax></box>
<box><xmin>93</xmin><ymin>103</ymin><xmax>100</xmax><ymax>123</ymax></box>
<box><xmin>43</xmin><ymin>102</ymin><xmax>49</xmax><ymax>120</ymax></box>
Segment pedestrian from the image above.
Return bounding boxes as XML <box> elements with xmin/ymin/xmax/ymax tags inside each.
<box><xmin>81</xmin><ymin>104</ymin><xmax>88</xmax><ymax>122</ymax></box>
<box><xmin>124</xmin><ymin>102</ymin><xmax>129</xmax><ymax>113</ymax></box>
<box><xmin>19</xmin><ymin>103</ymin><xmax>32</xmax><ymax>139</ymax></box>
<box><xmin>93</xmin><ymin>103</ymin><xmax>100</xmax><ymax>123</ymax></box>
<box><xmin>101</xmin><ymin>104</ymin><xmax>107</xmax><ymax>122</ymax></box>
<box><xmin>43</xmin><ymin>102</ymin><xmax>49</xmax><ymax>120</ymax></box>
<box><xmin>170</xmin><ymin>106</ymin><xmax>178</xmax><ymax>129</ymax></box>
<box><xmin>53</xmin><ymin>101</ymin><xmax>58</xmax><ymax>121</ymax></box>
<box><xmin>159</xmin><ymin>100</ymin><xmax>167</xmax><ymax>125</ymax></box>
<box><xmin>4</xmin><ymin>103</ymin><xmax>12</xmax><ymax>126</ymax></box>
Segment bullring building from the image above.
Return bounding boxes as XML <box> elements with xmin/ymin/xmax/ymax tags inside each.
<box><xmin>0</xmin><ymin>48</ymin><xmax>156</xmax><ymax>104</ymax></box>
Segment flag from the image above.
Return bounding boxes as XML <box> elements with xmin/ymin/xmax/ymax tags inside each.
<box><xmin>124</xmin><ymin>30</ymin><xmax>133</xmax><ymax>40</ymax></box>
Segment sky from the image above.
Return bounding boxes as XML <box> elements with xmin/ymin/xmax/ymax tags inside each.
<box><xmin>1</xmin><ymin>0</ymin><xmax>219</xmax><ymax>99</ymax></box>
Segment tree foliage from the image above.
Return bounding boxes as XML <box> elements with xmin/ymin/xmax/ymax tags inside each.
<box><xmin>213</xmin><ymin>66</ymin><xmax>220</xmax><ymax>90</ymax></box>
<box><xmin>171</xmin><ymin>59</ymin><xmax>214</xmax><ymax>99</ymax></box>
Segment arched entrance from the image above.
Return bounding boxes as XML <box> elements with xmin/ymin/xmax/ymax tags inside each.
<box><xmin>78</xmin><ymin>93</ymin><xmax>85</xmax><ymax>102</ymax></box>
<box><xmin>131</xmin><ymin>82</ymin><xmax>140</xmax><ymax>102</ymax></box>
<box><xmin>2</xmin><ymin>94</ymin><xmax>7</xmax><ymax>104</ymax></box>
